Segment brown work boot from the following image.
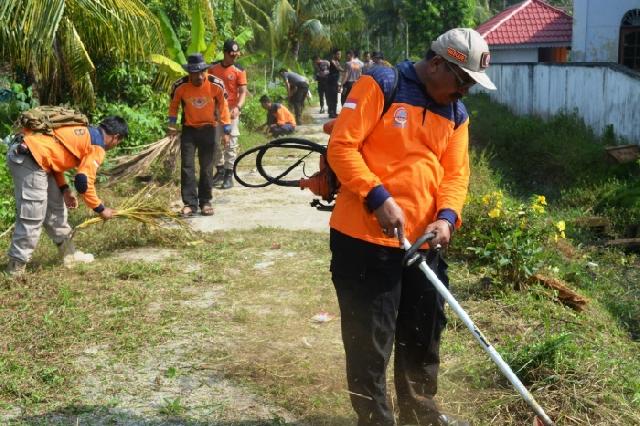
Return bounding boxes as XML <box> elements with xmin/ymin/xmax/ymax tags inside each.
<box><xmin>5</xmin><ymin>258</ymin><xmax>26</xmax><ymax>277</ymax></box>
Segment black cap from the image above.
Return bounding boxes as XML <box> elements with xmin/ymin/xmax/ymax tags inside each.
<box><xmin>223</xmin><ymin>39</ymin><xmax>239</xmax><ymax>53</ymax></box>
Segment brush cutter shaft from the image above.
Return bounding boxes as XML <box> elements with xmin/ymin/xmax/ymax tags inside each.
<box><xmin>402</xmin><ymin>238</ymin><xmax>555</xmax><ymax>426</ymax></box>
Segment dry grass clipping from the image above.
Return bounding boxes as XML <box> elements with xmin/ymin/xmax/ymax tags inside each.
<box><xmin>73</xmin><ymin>186</ymin><xmax>189</xmax><ymax>237</ymax></box>
<box><xmin>105</xmin><ymin>135</ymin><xmax>180</xmax><ymax>182</ymax></box>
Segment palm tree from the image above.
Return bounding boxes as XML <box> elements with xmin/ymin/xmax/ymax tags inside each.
<box><xmin>0</xmin><ymin>0</ymin><xmax>163</xmax><ymax>109</ymax></box>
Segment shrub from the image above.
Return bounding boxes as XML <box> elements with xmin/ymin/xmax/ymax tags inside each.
<box><xmin>94</xmin><ymin>101</ymin><xmax>166</xmax><ymax>152</ymax></box>
<box><xmin>0</xmin><ymin>81</ymin><xmax>38</xmax><ymax>137</ymax></box>
<box><xmin>463</xmin><ymin>190</ymin><xmax>564</xmax><ymax>287</ymax></box>
<box><xmin>0</xmin><ymin>142</ymin><xmax>15</xmax><ymax>230</ymax></box>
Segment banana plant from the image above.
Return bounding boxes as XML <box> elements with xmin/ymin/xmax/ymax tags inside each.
<box><xmin>151</xmin><ymin>0</ymin><xmax>253</xmax><ymax>89</ymax></box>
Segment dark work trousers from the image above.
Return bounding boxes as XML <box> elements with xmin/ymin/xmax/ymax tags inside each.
<box><xmin>290</xmin><ymin>83</ymin><xmax>309</xmax><ymax>124</ymax></box>
<box><xmin>180</xmin><ymin>125</ymin><xmax>216</xmax><ymax>210</ymax></box>
<box><xmin>330</xmin><ymin>229</ymin><xmax>448</xmax><ymax>426</ymax></box>
<box><xmin>269</xmin><ymin>123</ymin><xmax>295</xmax><ymax>137</ymax></box>
<box><xmin>317</xmin><ymin>78</ymin><xmax>328</xmax><ymax>110</ymax></box>
<box><xmin>341</xmin><ymin>81</ymin><xmax>355</xmax><ymax>105</ymax></box>
<box><xmin>326</xmin><ymin>75</ymin><xmax>340</xmax><ymax>118</ymax></box>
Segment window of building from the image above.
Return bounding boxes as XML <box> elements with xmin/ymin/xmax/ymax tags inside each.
<box><xmin>620</xmin><ymin>9</ymin><xmax>640</xmax><ymax>70</ymax></box>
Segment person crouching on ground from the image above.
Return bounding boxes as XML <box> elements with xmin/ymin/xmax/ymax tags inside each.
<box><xmin>5</xmin><ymin>116</ymin><xmax>128</xmax><ymax>276</ymax></box>
<box><xmin>327</xmin><ymin>28</ymin><xmax>496</xmax><ymax>426</ymax></box>
<box><xmin>259</xmin><ymin>95</ymin><xmax>296</xmax><ymax>137</ymax></box>
<box><xmin>168</xmin><ymin>53</ymin><xmax>231</xmax><ymax>217</ymax></box>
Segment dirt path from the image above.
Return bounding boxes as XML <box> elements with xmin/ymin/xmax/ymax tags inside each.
<box><xmin>189</xmin><ymin>111</ymin><xmax>333</xmax><ymax>234</ymax></box>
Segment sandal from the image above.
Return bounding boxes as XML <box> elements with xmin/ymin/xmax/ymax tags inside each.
<box><xmin>181</xmin><ymin>205</ymin><xmax>195</xmax><ymax>217</ymax></box>
<box><xmin>200</xmin><ymin>203</ymin><xmax>214</xmax><ymax>216</ymax></box>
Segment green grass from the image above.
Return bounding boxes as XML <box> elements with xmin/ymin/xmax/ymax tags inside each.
<box><xmin>0</xmin><ymin>95</ymin><xmax>639</xmax><ymax>424</ymax></box>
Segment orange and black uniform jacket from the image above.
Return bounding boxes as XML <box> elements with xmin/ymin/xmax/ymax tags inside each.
<box><xmin>266</xmin><ymin>103</ymin><xmax>296</xmax><ymax>127</ymax></box>
<box><xmin>168</xmin><ymin>75</ymin><xmax>231</xmax><ymax>133</ymax></box>
<box><xmin>327</xmin><ymin>61</ymin><xmax>470</xmax><ymax>247</ymax></box>
<box><xmin>208</xmin><ymin>62</ymin><xmax>247</xmax><ymax>109</ymax></box>
<box><xmin>23</xmin><ymin>126</ymin><xmax>109</xmax><ymax>213</ymax></box>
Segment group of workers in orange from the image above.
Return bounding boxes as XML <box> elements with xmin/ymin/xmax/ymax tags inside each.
<box><xmin>5</xmin><ymin>27</ymin><xmax>498</xmax><ymax>426</ymax></box>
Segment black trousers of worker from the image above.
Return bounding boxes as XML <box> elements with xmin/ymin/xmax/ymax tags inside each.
<box><xmin>317</xmin><ymin>78</ymin><xmax>327</xmax><ymax>110</ymax></box>
<box><xmin>326</xmin><ymin>75</ymin><xmax>340</xmax><ymax>118</ymax></box>
<box><xmin>290</xmin><ymin>82</ymin><xmax>309</xmax><ymax>124</ymax></box>
<box><xmin>180</xmin><ymin>125</ymin><xmax>217</xmax><ymax>210</ymax></box>
<box><xmin>341</xmin><ymin>81</ymin><xmax>355</xmax><ymax>105</ymax></box>
<box><xmin>330</xmin><ymin>229</ymin><xmax>448</xmax><ymax>426</ymax></box>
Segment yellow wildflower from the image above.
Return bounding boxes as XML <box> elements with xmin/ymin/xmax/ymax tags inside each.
<box><xmin>555</xmin><ymin>220</ymin><xmax>566</xmax><ymax>232</ymax></box>
<box><xmin>535</xmin><ymin>195</ymin><xmax>547</xmax><ymax>206</ymax></box>
<box><xmin>488</xmin><ymin>208</ymin><xmax>501</xmax><ymax>218</ymax></box>
<box><xmin>532</xmin><ymin>204</ymin><xmax>545</xmax><ymax>214</ymax></box>
<box><xmin>482</xmin><ymin>194</ymin><xmax>491</xmax><ymax>205</ymax></box>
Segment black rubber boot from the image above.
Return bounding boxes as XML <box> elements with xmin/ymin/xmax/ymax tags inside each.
<box><xmin>221</xmin><ymin>169</ymin><xmax>234</xmax><ymax>189</ymax></box>
<box><xmin>211</xmin><ymin>166</ymin><xmax>224</xmax><ymax>186</ymax></box>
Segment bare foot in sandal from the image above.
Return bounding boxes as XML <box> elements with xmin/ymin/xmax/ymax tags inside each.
<box><xmin>181</xmin><ymin>205</ymin><xmax>195</xmax><ymax>217</ymax></box>
<box><xmin>200</xmin><ymin>203</ymin><xmax>214</xmax><ymax>216</ymax></box>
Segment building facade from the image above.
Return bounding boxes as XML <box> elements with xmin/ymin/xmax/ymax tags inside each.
<box><xmin>572</xmin><ymin>0</ymin><xmax>640</xmax><ymax>71</ymax></box>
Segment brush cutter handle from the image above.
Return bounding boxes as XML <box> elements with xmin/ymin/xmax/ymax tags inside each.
<box><xmin>402</xmin><ymin>232</ymin><xmax>436</xmax><ymax>267</ymax></box>
<box><xmin>401</xmin><ymin>237</ymin><xmax>556</xmax><ymax>426</ymax></box>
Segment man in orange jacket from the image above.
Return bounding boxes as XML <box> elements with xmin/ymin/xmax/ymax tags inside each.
<box><xmin>168</xmin><ymin>53</ymin><xmax>231</xmax><ymax>216</ymax></box>
<box><xmin>259</xmin><ymin>95</ymin><xmax>296</xmax><ymax>137</ymax></box>
<box><xmin>5</xmin><ymin>116</ymin><xmax>128</xmax><ymax>276</ymax></box>
<box><xmin>208</xmin><ymin>39</ymin><xmax>248</xmax><ymax>189</ymax></box>
<box><xmin>327</xmin><ymin>28</ymin><xmax>496</xmax><ymax>426</ymax></box>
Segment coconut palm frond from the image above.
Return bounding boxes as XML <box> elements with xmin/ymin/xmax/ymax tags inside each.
<box><xmin>58</xmin><ymin>17</ymin><xmax>96</xmax><ymax>108</ymax></box>
<box><xmin>106</xmin><ymin>135</ymin><xmax>181</xmax><ymax>183</ymax></box>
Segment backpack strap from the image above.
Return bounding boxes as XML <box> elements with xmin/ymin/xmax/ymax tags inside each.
<box><xmin>363</xmin><ymin>64</ymin><xmax>399</xmax><ymax>119</ymax></box>
<box><xmin>381</xmin><ymin>66</ymin><xmax>399</xmax><ymax>117</ymax></box>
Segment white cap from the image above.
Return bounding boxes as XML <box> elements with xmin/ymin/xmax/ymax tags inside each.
<box><xmin>431</xmin><ymin>28</ymin><xmax>497</xmax><ymax>91</ymax></box>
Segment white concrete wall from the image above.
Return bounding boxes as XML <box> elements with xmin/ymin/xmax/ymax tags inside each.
<box><xmin>572</xmin><ymin>0</ymin><xmax>640</xmax><ymax>62</ymax></box>
<box><xmin>490</xmin><ymin>48</ymin><xmax>539</xmax><ymax>63</ymax></box>
<box><xmin>473</xmin><ymin>63</ymin><xmax>640</xmax><ymax>144</ymax></box>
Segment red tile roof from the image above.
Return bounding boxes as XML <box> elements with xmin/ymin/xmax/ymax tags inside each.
<box><xmin>476</xmin><ymin>0</ymin><xmax>572</xmax><ymax>46</ymax></box>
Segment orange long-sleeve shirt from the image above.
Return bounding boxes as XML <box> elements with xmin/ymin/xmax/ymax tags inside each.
<box><xmin>24</xmin><ymin>126</ymin><xmax>107</xmax><ymax>211</ymax></box>
<box><xmin>168</xmin><ymin>75</ymin><xmax>231</xmax><ymax>130</ymax></box>
<box><xmin>327</xmin><ymin>61</ymin><xmax>470</xmax><ymax>247</ymax></box>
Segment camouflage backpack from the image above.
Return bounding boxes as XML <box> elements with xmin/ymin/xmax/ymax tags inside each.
<box><xmin>18</xmin><ymin>105</ymin><xmax>89</xmax><ymax>135</ymax></box>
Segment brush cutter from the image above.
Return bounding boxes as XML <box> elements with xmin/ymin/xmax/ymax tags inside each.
<box><xmin>401</xmin><ymin>232</ymin><xmax>555</xmax><ymax>426</ymax></box>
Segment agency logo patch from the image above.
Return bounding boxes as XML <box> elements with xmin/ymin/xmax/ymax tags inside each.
<box><xmin>74</xmin><ymin>128</ymin><xmax>86</xmax><ymax>136</ymax></box>
<box><xmin>447</xmin><ymin>47</ymin><xmax>468</xmax><ymax>63</ymax></box>
<box><xmin>227</xmin><ymin>74</ymin><xmax>236</xmax><ymax>81</ymax></box>
<box><xmin>189</xmin><ymin>97</ymin><xmax>210</xmax><ymax>109</ymax></box>
<box><xmin>393</xmin><ymin>106</ymin><xmax>408</xmax><ymax>128</ymax></box>
<box><xmin>480</xmin><ymin>52</ymin><xmax>491</xmax><ymax>69</ymax></box>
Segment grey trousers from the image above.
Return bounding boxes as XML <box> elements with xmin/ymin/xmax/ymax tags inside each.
<box><xmin>7</xmin><ymin>145</ymin><xmax>72</xmax><ymax>263</ymax></box>
<box><xmin>213</xmin><ymin>117</ymin><xmax>240</xmax><ymax>170</ymax></box>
